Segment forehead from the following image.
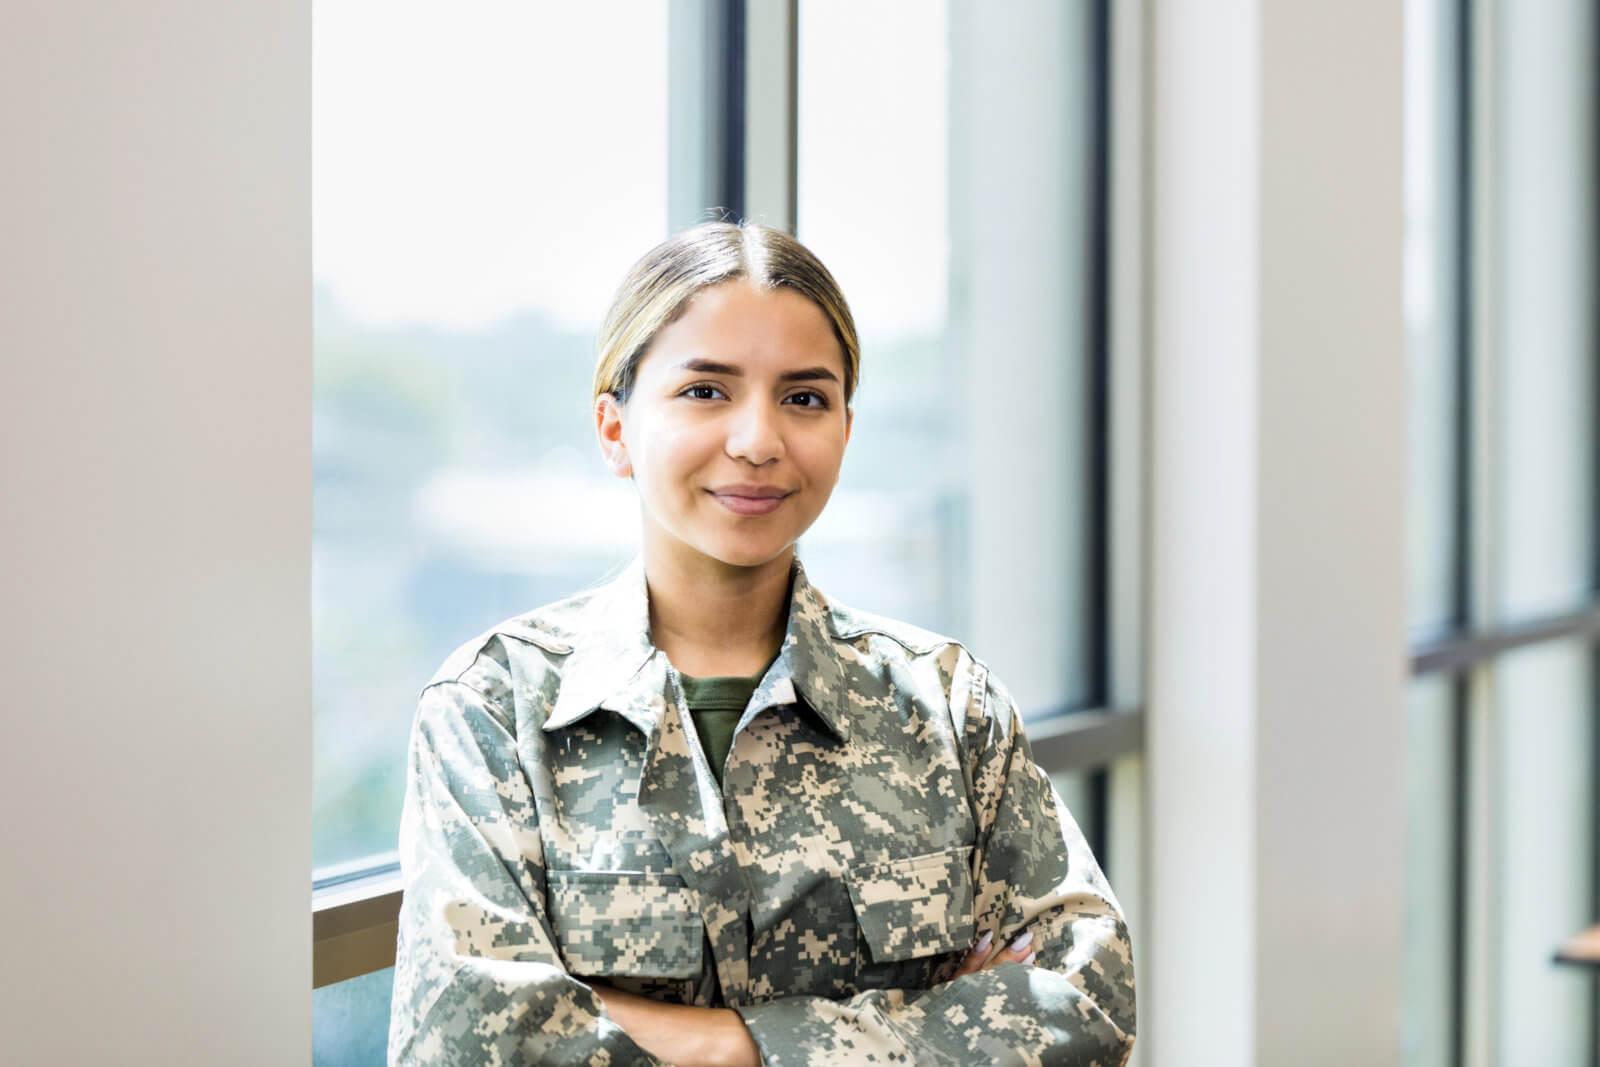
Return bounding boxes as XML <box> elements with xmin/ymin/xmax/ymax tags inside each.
<box><xmin>638</xmin><ymin>280</ymin><xmax>844</xmax><ymax>376</ymax></box>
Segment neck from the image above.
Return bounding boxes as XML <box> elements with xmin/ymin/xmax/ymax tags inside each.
<box><xmin>641</xmin><ymin>540</ymin><xmax>794</xmax><ymax>678</ymax></box>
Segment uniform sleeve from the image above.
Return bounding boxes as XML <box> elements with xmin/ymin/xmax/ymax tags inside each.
<box><xmin>732</xmin><ymin>656</ymin><xmax>1137</xmax><ymax>1066</ymax></box>
<box><xmin>386</xmin><ymin>679</ymin><xmax>663</xmax><ymax>1066</ymax></box>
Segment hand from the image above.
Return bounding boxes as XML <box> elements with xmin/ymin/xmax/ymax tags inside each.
<box><xmin>946</xmin><ymin>927</ymin><xmax>1038</xmax><ymax>981</ymax></box>
<box><xmin>590</xmin><ymin>981</ymin><xmax>761</xmax><ymax>1067</ymax></box>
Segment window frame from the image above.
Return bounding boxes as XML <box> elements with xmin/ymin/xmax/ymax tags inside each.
<box><xmin>1406</xmin><ymin>0</ymin><xmax>1600</xmax><ymax>1059</ymax></box>
<box><xmin>310</xmin><ymin>0</ymin><xmax>1144</xmax><ymax>991</ymax></box>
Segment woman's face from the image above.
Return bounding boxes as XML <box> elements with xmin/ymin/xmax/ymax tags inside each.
<box><xmin>596</xmin><ymin>279</ymin><xmax>853</xmax><ymax>572</ymax></box>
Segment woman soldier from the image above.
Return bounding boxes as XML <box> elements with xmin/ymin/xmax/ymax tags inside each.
<box><xmin>387</xmin><ymin>222</ymin><xmax>1136</xmax><ymax>1066</ymax></box>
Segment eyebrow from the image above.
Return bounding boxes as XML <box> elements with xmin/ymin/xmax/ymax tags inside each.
<box><xmin>670</xmin><ymin>358</ymin><xmax>841</xmax><ymax>385</ymax></box>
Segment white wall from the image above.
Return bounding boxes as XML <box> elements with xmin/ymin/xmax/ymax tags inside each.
<box><xmin>1145</xmin><ymin>0</ymin><xmax>1408</xmax><ymax>1063</ymax></box>
<box><xmin>0</xmin><ymin>4</ymin><xmax>310</xmax><ymax>1063</ymax></box>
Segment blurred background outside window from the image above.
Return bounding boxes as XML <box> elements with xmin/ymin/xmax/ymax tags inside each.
<box><xmin>312</xmin><ymin>2</ymin><xmax>1117</xmax><ymax>1061</ymax></box>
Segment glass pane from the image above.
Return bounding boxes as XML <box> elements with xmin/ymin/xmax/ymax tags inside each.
<box><xmin>1404</xmin><ymin>0</ymin><xmax>1463</xmax><ymax>638</ymax></box>
<box><xmin>314</xmin><ymin>967</ymin><xmax>395</xmax><ymax>1066</ymax></box>
<box><xmin>1401</xmin><ymin>675</ymin><xmax>1456</xmax><ymax>1067</ymax></box>
<box><xmin>1049</xmin><ymin>770</ymin><xmax>1098</xmax><ymax>857</ymax></box>
<box><xmin>795</xmin><ymin>0</ymin><xmax>953</xmax><ymax>638</ymax></box>
<box><xmin>313</xmin><ymin>1</ymin><xmax>671</xmax><ymax>868</ymax></box>
<box><xmin>796</xmin><ymin>0</ymin><xmax>1100</xmax><ymax>715</ymax></box>
<box><xmin>1493</xmin><ymin>2</ymin><xmax>1596</xmax><ymax>621</ymax></box>
<box><xmin>1493</xmin><ymin>639</ymin><xmax>1594</xmax><ymax>1065</ymax></box>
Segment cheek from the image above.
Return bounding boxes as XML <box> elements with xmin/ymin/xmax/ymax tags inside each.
<box><xmin>795</xmin><ymin>433</ymin><xmax>848</xmax><ymax>487</ymax></box>
<box><xmin>630</xmin><ymin>417</ymin><xmax>714</xmax><ymax>486</ymax></box>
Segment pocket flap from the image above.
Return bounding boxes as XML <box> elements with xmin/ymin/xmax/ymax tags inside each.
<box><xmin>546</xmin><ymin>871</ymin><xmax>705</xmax><ymax>978</ymax></box>
<box><xmin>845</xmin><ymin>845</ymin><xmax>976</xmax><ymax>964</ymax></box>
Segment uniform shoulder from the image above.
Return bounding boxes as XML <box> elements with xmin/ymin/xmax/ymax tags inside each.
<box><xmin>422</xmin><ymin>584</ymin><xmax>600</xmax><ymax>693</ymax></box>
<box><xmin>825</xmin><ymin>596</ymin><xmax>963</xmax><ymax>658</ymax></box>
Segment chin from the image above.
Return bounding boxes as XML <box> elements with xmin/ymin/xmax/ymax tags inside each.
<box><xmin>698</xmin><ymin>537</ymin><xmax>793</xmax><ymax>570</ymax></box>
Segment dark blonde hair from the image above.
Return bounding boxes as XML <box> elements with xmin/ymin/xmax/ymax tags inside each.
<box><xmin>593</xmin><ymin>222</ymin><xmax>860</xmax><ymax>407</ymax></box>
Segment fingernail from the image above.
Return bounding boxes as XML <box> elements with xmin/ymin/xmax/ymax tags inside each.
<box><xmin>973</xmin><ymin>930</ymin><xmax>994</xmax><ymax>955</ymax></box>
<box><xmin>1009</xmin><ymin>929</ymin><xmax>1034</xmax><ymax>952</ymax></box>
<box><xmin>1022</xmin><ymin>950</ymin><xmax>1037</xmax><ymax>966</ymax></box>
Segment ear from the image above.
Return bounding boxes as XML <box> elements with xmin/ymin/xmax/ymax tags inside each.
<box><xmin>844</xmin><ymin>404</ymin><xmax>854</xmax><ymax>447</ymax></box>
<box><xmin>594</xmin><ymin>392</ymin><xmax>632</xmax><ymax>479</ymax></box>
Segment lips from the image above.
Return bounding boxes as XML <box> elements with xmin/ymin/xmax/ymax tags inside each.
<box><xmin>708</xmin><ymin>487</ymin><xmax>792</xmax><ymax>516</ymax></box>
<box><xmin>711</xmin><ymin>485</ymin><xmax>792</xmax><ymax>499</ymax></box>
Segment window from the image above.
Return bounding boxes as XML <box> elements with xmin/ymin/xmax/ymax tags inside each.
<box><xmin>796</xmin><ymin>0</ymin><xmax>1110</xmax><ymax>719</ymax></box>
<box><xmin>1403</xmin><ymin>1</ymin><xmax>1599</xmax><ymax>1062</ymax></box>
<box><xmin>311</xmin><ymin>4</ymin><xmax>1137</xmax><ymax>1060</ymax></box>
<box><xmin>313</xmin><ymin>1</ymin><xmax>673</xmax><ymax>874</ymax></box>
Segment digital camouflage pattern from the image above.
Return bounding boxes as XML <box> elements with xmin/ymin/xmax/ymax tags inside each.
<box><xmin>389</xmin><ymin>553</ymin><xmax>1136</xmax><ymax>1065</ymax></box>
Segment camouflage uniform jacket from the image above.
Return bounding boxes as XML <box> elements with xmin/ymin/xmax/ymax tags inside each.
<box><xmin>388</xmin><ymin>553</ymin><xmax>1136</xmax><ymax>1066</ymax></box>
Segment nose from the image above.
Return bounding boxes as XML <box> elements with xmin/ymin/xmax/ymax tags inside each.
<box><xmin>725</xmin><ymin>398</ymin><xmax>785</xmax><ymax>466</ymax></box>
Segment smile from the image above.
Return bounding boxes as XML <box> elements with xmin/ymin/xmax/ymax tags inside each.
<box><xmin>709</xmin><ymin>491</ymin><xmax>790</xmax><ymax>516</ymax></box>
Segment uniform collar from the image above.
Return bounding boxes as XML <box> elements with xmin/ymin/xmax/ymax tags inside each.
<box><xmin>542</xmin><ymin>553</ymin><xmax>850</xmax><ymax>742</ymax></box>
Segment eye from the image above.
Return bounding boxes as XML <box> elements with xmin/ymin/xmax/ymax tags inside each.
<box><xmin>783</xmin><ymin>389</ymin><xmax>831</xmax><ymax>409</ymax></box>
<box><xmin>679</xmin><ymin>383</ymin><xmax>728</xmax><ymax>401</ymax></box>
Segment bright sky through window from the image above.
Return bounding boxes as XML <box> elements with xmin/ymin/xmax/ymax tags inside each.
<box><xmin>313</xmin><ymin>0</ymin><xmax>669</xmax><ymax>333</ymax></box>
<box><xmin>314</xmin><ymin>0</ymin><xmax>948</xmax><ymax>337</ymax></box>
<box><xmin>799</xmin><ymin>0</ymin><xmax>948</xmax><ymax>337</ymax></box>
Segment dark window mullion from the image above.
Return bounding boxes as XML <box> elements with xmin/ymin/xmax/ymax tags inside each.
<box><xmin>1410</xmin><ymin>605</ymin><xmax>1600</xmax><ymax>676</ymax></box>
<box><xmin>1590</xmin><ymin>8</ymin><xmax>1600</xmax><ymax>1055</ymax></box>
<box><xmin>1450</xmin><ymin>1</ymin><xmax>1475</xmax><ymax>1059</ymax></box>
<box><xmin>1449</xmin><ymin>675</ymin><xmax>1470</xmax><ymax>1067</ymax></box>
<box><xmin>1452</xmin><ymin>0</ymin><xmax>1476</xmax><ymax>636</ymax></box>
<box><xmin>1590</xmin><ymin>645</ymin><xmax>1600</xmax><ymax>1065</ymax></box>
<box><xmin>717</xmin><ymin>0</ymin><xmax>746</xmax><ymax>219</ymax></box>
<box><xmin>1086</xmin><ymin>0</ymin><xmax>1112</xmax><ymax>707</ymax></box>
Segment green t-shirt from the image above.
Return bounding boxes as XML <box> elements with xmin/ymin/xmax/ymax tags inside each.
<box><xmin>677</xmin><ymin>651</ymin><xmax>779</xmax><ymax>787</ymax></box>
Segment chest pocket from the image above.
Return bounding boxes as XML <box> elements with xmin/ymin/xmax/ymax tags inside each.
<box><xmin>845</xmin><ymin>844</ymin><xmax>976</xmax><ymax>964</ymax></box>
<box><xmin>546</xmin><ymin>870</ymin><xmax>705</xmax><ymax>978</ymax></box>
